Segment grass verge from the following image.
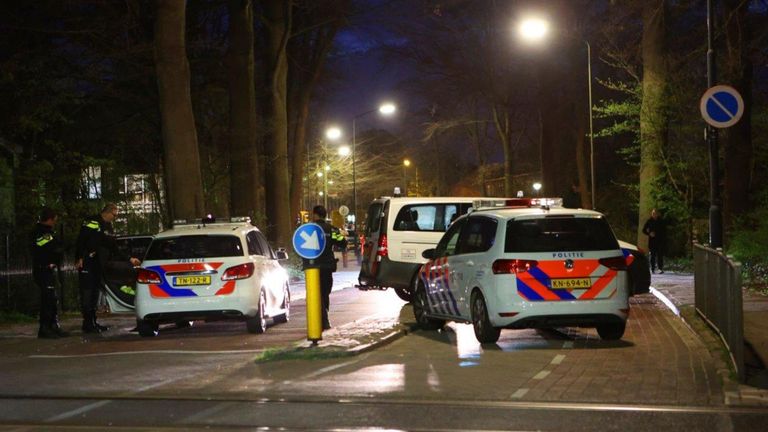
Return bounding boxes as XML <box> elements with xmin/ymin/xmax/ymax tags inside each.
<box><xmin>0</xmin><ymin>311</ymin><xmax>36</xmax><ymax>324</ymax></box>
<box><xmin>254</xmin><ymin>345</ymin><xmax>354</xmax><ymax>363</ymax></box>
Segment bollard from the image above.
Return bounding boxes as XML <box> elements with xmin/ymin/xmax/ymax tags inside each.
<box><xmin>305</xmin><ymin>267</ymin><xmax>322</xmax><ymax>343</ymax></box>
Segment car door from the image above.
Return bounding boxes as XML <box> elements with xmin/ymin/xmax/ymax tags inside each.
<box><xmin>253</xmin><ymin>231</ymin><xmax>286</xmax><ymax>314</ymax></box>
<box><xmin>101</xmin><ymin>236</ymin><xmax>153</xmax><ymax>312</ymax></box>
<box><xmin>451</xmin><ymin>216</ymin><xmax>498</xmax><ymax>319</ymax></box>
<box><xmin>359</xmin><ymin>200</ymin><xmax>386</xmax><ymax>284</ymax></box>
<box><xmin>422</xmin><ymin>218</ymin><xmax>466</xmax><ymax>318</ymax></box>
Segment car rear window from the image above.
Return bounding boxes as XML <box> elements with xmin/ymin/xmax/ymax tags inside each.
<box><xmin>145</xmin><ymin>235</ymin><xmax>244</xmax><ymax>260</ymax></box>
<box><xmin>505</xmin><ymin>216</ymin><xmax>619</xmax><ymax>253</ymax></box>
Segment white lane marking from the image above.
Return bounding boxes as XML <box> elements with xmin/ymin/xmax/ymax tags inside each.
<box><xmin>510</xmin><ymin>388</ymin><xmax>529</xmax><ymax>399</ymax></box>
<box><xmin>650</xmin><ymin>286</ymin><xmax>680</xmax><ymax>316</ymax></box>
<box><xmin>562</xmin><ymin>341</ymin><xmax>574</xmax><ymax>349</ymax></box>
<box><xmin>135</xmin><ymin>377</ymin><xmax>178</xmax><ymax>393</ymax></box>
<box><xmin>551</xmin><ymin>354</ymin><xmax>566</xmax><ymax>365</ymax></box>
<box><xmin>533</xmin><ymin>370</ymin><xmax>551</xmax><ymax>380</ymax></box>
<box><xmin>45</xmin><ymin>400</ymin><xmax>112</xmax><ymax>422</ymax></box>
<box><xmin>296</xmin><ymin>358</ymin><xmax>361</xmax><ymax>380</ymax></box>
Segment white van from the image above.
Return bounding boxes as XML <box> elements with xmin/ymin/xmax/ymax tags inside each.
<box><xmin>358</xmin><ymin>197</ymin><xmax>505</xmax><ymax>301</ymax></box>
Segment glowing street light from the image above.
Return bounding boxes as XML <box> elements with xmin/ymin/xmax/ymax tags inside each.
<box><xmin>379</xmin><ymin>102</ymin><xmax>397</xmax><ymax>115</ymax></box>
<box><xmin>518</xmin><ymin>17</ymin><xmax>549</xmax><ymax>42</ymax></box>
<box><xmin>338</xmin><ymin>145</ymin><xmax>351</xmax><ymax>156</ymax></box>
<box><xmin>403</xmin><ymin>159</ymin><xmax>411</xmax><ymax>196</ymax></box>
<box><xmin>325</xmin><ymin>126</ymin><xmax>342</xmax><ymax>141</ymax></box>
<box><xmin>533</xmin><ymin>182</ymin><xmax>542</xmax><ymax>196</ymax></box>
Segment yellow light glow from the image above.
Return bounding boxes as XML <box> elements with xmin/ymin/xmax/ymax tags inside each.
<box><xmin>325</xmin><ymin>126</ymin><xmax>342</xmax><ymax>141</ymax></box>
<box><xmin>519</xmin><ymin>17</ymin><xmax>549</xmax><ymax>42</ymax></box>
<box><xmin>379</xmin><ymin>103</ymin><xmax>396</xmax><ymax>115</ymax></box>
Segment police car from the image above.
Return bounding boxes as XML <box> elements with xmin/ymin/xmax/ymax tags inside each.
<box><xmin>413</xmin><ymin>198</ymin><xmax>633</xmax><ymax>343</ymax></box>
<box><xmin>135</xmin><ymin>217</ymin><xmax>290</xmax><ymax>337</ymax></box>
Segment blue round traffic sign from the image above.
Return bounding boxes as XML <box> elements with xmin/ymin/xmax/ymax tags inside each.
<box><xmin>292</xmin><ymin>223</ymin><xmax>326</xmax><ymax>259</ymax></box>
<box><xmin>700</xmin><ymin>85</ymin><xmax>744</xmax><ymax>129</ymax></box>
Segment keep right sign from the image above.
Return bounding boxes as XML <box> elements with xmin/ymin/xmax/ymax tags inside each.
<box><xmin>700</xmin><ymin>85</ymin><xmax>744</xmax><ymax>129</ymax></box>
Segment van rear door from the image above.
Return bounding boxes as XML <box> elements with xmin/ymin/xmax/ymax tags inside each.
<box><xmin>358</xmin><ymin>200</ymin><xmax>387</xmax><ymax>285</ymax></box>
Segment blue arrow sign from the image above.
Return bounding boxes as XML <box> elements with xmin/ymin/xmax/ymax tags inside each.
<box><xmin>700</xmin><ymin>85</ymin><xmax>744</xmax><ymax>129</ymax></box>
<box><xmin>292</xmin><ymin>223</ymin><xmax>326</xmax><ymax>260</ymax></box>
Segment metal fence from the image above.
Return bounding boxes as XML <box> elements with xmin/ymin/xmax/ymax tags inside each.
<box><xmin>693</xmin><ymin>241</ymin><xmax>744</xmax><ymax>381</ymax></box>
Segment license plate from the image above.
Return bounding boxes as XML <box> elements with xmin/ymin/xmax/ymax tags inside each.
<box><xmin>551</xmin><ymin>278</ymin><xmax>591</xmax><ymax>289</ymax></box>
<box><xmin>173</xmin><ymin>275</ymin><xmax>211</xmax><ymax>286</ymax></box>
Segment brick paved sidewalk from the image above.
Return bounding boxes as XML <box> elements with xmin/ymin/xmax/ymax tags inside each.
<box><xmin>651</xmin><ymin>272</ymin><xmax>768</xmax><ymax>406</ymax></box>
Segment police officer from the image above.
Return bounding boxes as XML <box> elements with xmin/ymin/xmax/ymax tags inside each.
<box><xmin>75</xmin><ymin>203</ymin><xmax>141</xmax><ymax>333</ymax></box>
<box><xmin>32</xmin><ymin>207</ymin><xmax>69</xmax><ymax>339</ymax></box>
<box><xmin>303</xmin><ymin>205</ymin><xmax>347</xmax><ymax>330</ymax></box>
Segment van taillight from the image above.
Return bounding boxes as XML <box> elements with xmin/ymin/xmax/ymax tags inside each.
<box><xmin>492</xmin><ymin>259</ymin><xmax>538</xmax><ymax>274</ymax></box>
<box><xmin>222</xmin><ymin>262</ymin><xmax>255</xmax><ymax>280</ymax></box>
<box><xmin>599</xmin><ymin>256</ymin><xmax>628</xmax><ymax>271</ymax></box>
<box><xmin>376</xmin><ymin>234</ymin><xmax>388</xmax><ymax>257</ymax></box>
<box><xmin>137</xmin><ymin>269</ymin><xmax>161</xmax><ymax>284</ymax></box>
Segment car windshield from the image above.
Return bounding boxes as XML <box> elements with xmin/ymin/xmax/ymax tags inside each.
<box><xmin>505</xmin><ymin>216</ymin><xmax>619</xmax><ymax>253</ymax></box>
<box><xmin>145</xmin><ymin>235</ymin><xmax>244</xmax><ymax>260</ymax></box>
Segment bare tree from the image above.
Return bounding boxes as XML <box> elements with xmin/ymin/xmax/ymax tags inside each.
<box><xmin>637</xmin><ymin>0</ymin><xmax>668</xmax><ymax>247</ymax></box>
<box><xmin>155</xmin><ymin>0</ymin><xmax>206</xmax><ymax>220</ymax></box>
<box><xmin>227</xmin><ymin>0</ymin><xmax>260</xmax><ymax>220</ymax></box>
<box><xmin>262</xmin><ymin>0</ymin><xmax>292</xmax><ymax>246</ymax></box>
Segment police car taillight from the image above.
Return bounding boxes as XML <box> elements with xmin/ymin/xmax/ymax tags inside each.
<box><xmin>492</xmin><ymin>259</ymin><xmax>538</xmax><ymax>274</ymax></box>
<box><xmin>137</xmin><ymin>269</ymin><xmax>161</xmax><ymax>284</ymax></box>
<box><xmin>222</xmin><ymin>262</ymin><xmax>255</xmax><ymax>281</ymax></box>
<box><xmin>599</xmin><ymin>256</ymin><xmax>628</xmax><ymax>271</ymax></box>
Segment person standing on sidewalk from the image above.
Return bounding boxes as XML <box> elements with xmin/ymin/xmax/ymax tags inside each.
<box><xmin>303</xmin><ymin>205</ymin><xmax>347</xmax><ymax>330</ymax></box>
<box><xmin>642</xmin><ymin>208</ymin><xmax>667</xmax><ymax>274</ymax></box>
<box><xmin>32</xmin><ymin>207</ymin><xmax>69</xmax><ymax>339</ymax></box>
<box><xmin>75</xmin><ymin>203</ymin><xmax>141</xmax><ymax>333</ymax></box>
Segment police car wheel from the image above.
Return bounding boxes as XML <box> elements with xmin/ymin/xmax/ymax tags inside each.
<box><xmin>274</xmin><ymin>284</ymin><xmax>290</xmax><ymax>324</ymax></box>
<box><xmin>137</xmin><ymin>319</ymin><xmax>159</xmax><ymax>337</ymax></box>
<box><xmin>596</xmin><ymin>322</ymin><xmax>626</xmax><ymax>341</ymax></box>
<box><xmin>471</xmin><ymin>291</ymin><xmax>500</xmax><ymax>344</ymax></box>
<box><xmin>246</xmin><ymin>290</ymin><xmax>268</xmax><ymax>334</ymax></box>
<box><xmin>413</xmin><ymin>280</ymin><xmax>444</xmax><ymax>330</ymax></box>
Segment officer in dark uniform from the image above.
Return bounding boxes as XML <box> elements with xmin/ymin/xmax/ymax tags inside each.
<box><xmin>32</xmin><ymin>207</ymin><xmax>69</xmax><ymax>339</ymax></box>
<box><xmin>75</xmin><ymin>203</ymin><xmax>141</xmax><ymax>333</ymax></box>
<box><xmin>303</xmin><ymin>205</ymin><xmax>347</xmax><ymax>330</ymax></box>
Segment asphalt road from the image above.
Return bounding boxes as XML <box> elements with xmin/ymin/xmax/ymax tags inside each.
<box><xmin>2</xmin><ymin>281</ymin><xmax>768</xmax><ymax>430</ymax></box>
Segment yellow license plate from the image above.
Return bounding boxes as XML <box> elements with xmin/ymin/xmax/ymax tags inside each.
<box><xmin>551</xmin><ymin>278</ymin><xmax>591</xmax><ymax>289</ymax></box>
<box><xmin>173</xmin><ymin>275</ymin><xmax>211</xmax><ymax>286</ymax></box>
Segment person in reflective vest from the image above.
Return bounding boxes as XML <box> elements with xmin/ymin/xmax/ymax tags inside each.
<box><xmin>302</xmin><ymin>205</ymin><xmax>347</xmax><ymax>330</ymax></box>
<box><xmin>31</xmin><ymin>207</ymin><xmax>69</xmax><ymax>339</ymax></box>
<box><xmin>75</xmin><ymin>203</ymin><xmax>141</xmax><ymax>333</ymax></box>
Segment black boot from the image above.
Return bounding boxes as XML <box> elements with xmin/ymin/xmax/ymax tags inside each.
<box><xmin>82</xmin><ymin>314</ymin><xmax>101</xmax><ymax>334</ymax></box>
<box><xmin>93</xmin><ymin>317</ymin><xmax>110</xmax><ymax>332</ymax></box>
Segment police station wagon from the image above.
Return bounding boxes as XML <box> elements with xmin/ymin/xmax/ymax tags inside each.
<box><xmin>413</xmin><ymin>199</ymin><xmax>633</xmax><ymax>343</ymax></box>
<box><xmin>134</xmin><ymin>217</ymin><xmax>290</xmax><ymax>337</ymax></box>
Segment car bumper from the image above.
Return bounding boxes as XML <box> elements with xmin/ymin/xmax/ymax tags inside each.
<box><xmin>358</xmin><ymin>256</ymin><xmax>420</xmax><ymax>290</ymax></box>
<box><xmin>135</xmin><ymin>283</ymin><xmax>260</xmax><ymax>322</ymax></box>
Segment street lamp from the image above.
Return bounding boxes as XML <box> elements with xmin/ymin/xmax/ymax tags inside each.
<box><xmin>518</xmin><ymin>17</ymin><xmax>595</xmax><ymax>209</ymax></box>
<box><xmin>533</xmin><ymin>182</ymin><xmax>542</xmax><ymax>196</ymax></box>
<box><xmin>403</xmin><ymin>159</ymin><xmax>411</xmax><ymax>196</ymax></box>
<box><xmin>338</xmin><ymin>145</ymin><xmax>351</xmax><ymax>157</ymax></box>
<box><xmin>352</xmin><ymin>102</ymin><xmax>397</xmax><ymax>219</ymax></box>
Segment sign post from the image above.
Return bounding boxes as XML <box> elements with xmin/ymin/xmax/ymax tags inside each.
<box><xmin>292</xmin><ymin>223</ymin><xmax>327</xmax><ymax>344</ymax></box>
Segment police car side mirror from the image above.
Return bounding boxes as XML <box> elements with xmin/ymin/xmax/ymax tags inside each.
<box><xmin>422</xmin><ymin>248</ymin><xmax>436</xmax><ymax>260</ymax></box>
<box><xmin>275</xmin><ymin>249</ymin><xmax>289</xmax><ymax>261</ymax></box>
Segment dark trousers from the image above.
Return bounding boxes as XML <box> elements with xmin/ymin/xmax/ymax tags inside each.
<box><xmin>649</xmin><ymin>242</ymin><xmax>664</xmax><ymax>272</ymax></box>
<box><xmin>319</xmin><ymin>269</ymin><xmax>333</xmax><ymax>326</ymax></box>
<box><xmin>33</xmin><ymin>268</ymin><xmax>58</xmax><ymax>329</ymax></box>
<box><xmin>79</xmin><ymin>262</ymin><xmax>102</xmax><ymax>327</ymax></box>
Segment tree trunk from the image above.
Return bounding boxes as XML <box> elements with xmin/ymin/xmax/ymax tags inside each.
<box><xmin>722</xmin><ymin>0</ymin><xmax>753</xmax><ymax>225</ymax></box>
<box><xmin>289</xmin><ymin>92</ymin><xmax>310</xmax><ymax>225</ymax></box>
<box><xmin>227</xmin><ymin>0</ymin><xmax>259</xmax><ymax>221</ymax></box>
<box><xmin>154</xmin><ymin>0</ymin><xmax>205</xmax><ymax>220</ymax></box>
<box><xmin>263</xmin><ymin>0</ymin><xmax>292</xmax><ymax>247</ymax></box>
<box><xmin>637</xmin><ymin>0</ymin><xmax>667</xmax><ymax>248</ymax></box>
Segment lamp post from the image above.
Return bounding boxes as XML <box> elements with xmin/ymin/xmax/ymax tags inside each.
<box><xmin>518</xmin><ymin>17</ymin><xmax>595</xmax><ymax>209</ymax></box>
<box><xmin>352</xmin><ymin>102</ymin><xmax>396</xmax><ymax>221</ymax></box>
<box><xmin>403</xmin><ymin>159</ymin><xmax>411</xmax><ymax>196</ymax></box>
